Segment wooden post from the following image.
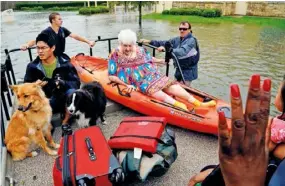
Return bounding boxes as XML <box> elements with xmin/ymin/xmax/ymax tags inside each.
<box><xmin>87</xmin><ymin>1</ymin><xmax>90</xmax><ymax>7</ymax></box>
<box><xmin>106</xmin><ymin>1</ymin><xmax>109</xmax><ymax>8</ymax></box>
<box><xmin>95</xmin><ymin>1</ymin><xmax>97</xmax><ymax>7</ymax></box>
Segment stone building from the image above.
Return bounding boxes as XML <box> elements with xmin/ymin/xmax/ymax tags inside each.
<box><xmin>156</xmin><ymin>1</ymin><xmax>285</xmax><ymax>17</ymax></box>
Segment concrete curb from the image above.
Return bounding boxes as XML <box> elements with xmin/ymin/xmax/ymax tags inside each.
<box><xmin>105</xmin><ymin>99</ymin><xmax>124</xmax><ymax>114</ymax></box>
<box><xmin>1</xmin><ymin>147</ymin><xmax>7</xmax><ymax>186</ymax></box>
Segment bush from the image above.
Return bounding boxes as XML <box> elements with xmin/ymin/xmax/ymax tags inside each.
<box><xmin>79</xmin><ymin>7</ymin><xmax>92</xmax><ymax>15</ymax></box>
<box><xmin>20</xmin><ymin>7</ymin><xmax>30</xmax><ymax>11</ymax></box>
<box><xmin>165</xmin><ymin>7</ymin><xmax>222</xmax><ymax>18</ymax></box>
<box><xmin>188</xmin><ymin>8</ymin><xmax>203</xmax><ymax>16</ymax></box>
<box><xmin>201</xmin><ymin>9</ymin><xmax>217</xmax><ymax>17</ymax></box>
<box><xmin>15</xmin><ymin>2</ymin><xmax>85</xmax><ymax>10</ymax></box>
<box><xmin>79</xmin><ymin>6</ymin><xmax>109</xmax><ymax>15</ymax></box>
<box><xmin>48</xmin><ymin>6</ymin><xmax>61</xmax><ymax>11</ymax></box>
<box><xmin>162</xmin><ymin>10</ymin><xmax>169</xmax><ymax>15</ymax></box>
<box><xmin>47</xmin><ymin>6</ymin><xmax>79</xmax><ymax>11</ymax></box>
<box><xmin>66</xmin><ymin>7</ymin><xmax>80</xmax><ymax>11</ymax></box>
<box><xmin>169</xmin><ymin>8</ymin><xmax>181</xmax><ymax>15</ymax></box>
<box><xmin>214</xmin><ymin>8</ymin><xmax>222</xmax><ymax>17</ymax></box>
<box><xmin>20</xmin><ymin>6</ymin><xmax>80</xmax><ymax>11</ymax></box>
<box><xmin>21</xmin><ymin>6</ymin><xmax>44</xmax><ymax>11</ymax></box>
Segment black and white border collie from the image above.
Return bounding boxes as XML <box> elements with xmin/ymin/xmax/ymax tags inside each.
<box><xmin>66</xmin><ymin>81</ymin><xmax>107</xmax><ymax>128</ymax></box>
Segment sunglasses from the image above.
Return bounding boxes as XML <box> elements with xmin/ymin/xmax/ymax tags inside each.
<box><xmin>179</xmin><ymin>28</ymin><xmax>188</xmax><ymax>31</ymax></box>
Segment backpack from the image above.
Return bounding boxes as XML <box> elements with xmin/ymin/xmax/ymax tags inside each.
<box><xmin>114</xmin><ymin>128</ymin><xmax>178</xmax><ymax>182</ymax></box>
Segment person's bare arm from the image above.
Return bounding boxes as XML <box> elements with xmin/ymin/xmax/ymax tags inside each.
<box><xmin>152</xmin><ymin>57</ymin><xmax>165</xmax><ymax>66</ymax></box>
<box><xmin>273</xmin><ymin>144</ymin><xmax>285</xmax><ymax>159</ymax></box>
<box><xmin>20</xmin><ymin>40</ymin><xmax>36</xmax><ymax>50</ymax></box>
<box><xmin>188</xmin><ymin>169</ymin><xmax>214</xmax><ymax>186</ymax></box>
<box><xmin>69</xmin><ymin>33</ymin><xmax>95</xmax><ymax>47</ymax></box>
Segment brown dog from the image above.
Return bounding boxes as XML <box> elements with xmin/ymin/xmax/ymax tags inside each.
<box><xmin>5</xmin><ymin>80</ymin><xmax>59</xmax><ymax>161</ymax></box>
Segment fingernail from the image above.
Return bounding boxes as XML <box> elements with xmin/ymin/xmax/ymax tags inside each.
<box><xmin>263</xmin><ymin>78</ymin><xmax>271</xmax><ymax>92</ymax></box>
<box><xmin>218</xmin><ymin>111</ymin><xmax>226</xmax><ymax>124</ymax></box>
<box><xmin>250</xmin><ymin>74</ymin><xmax>260</xmax><ymax>89</ymax></box>
<box><xmin>230</xmin><ymin>84</ymin><xmax>240</xmax><ymax>98</ymax></box>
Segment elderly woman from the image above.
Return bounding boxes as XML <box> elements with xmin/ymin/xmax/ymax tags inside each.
<box><xmin>108</xmin><ymin>29</ymin><xmax>216</xmax><ymax>111</ymax></box>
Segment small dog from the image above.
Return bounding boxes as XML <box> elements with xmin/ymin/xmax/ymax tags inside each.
<box><xmin>5</xmin><ymin>80</ymin><xmax>59</xmax><ymax>161</ymax></box>
<box><xmin>66</xmin><ymin>81</ymin><xmax>107</xmax><ymax>128</ymax></box>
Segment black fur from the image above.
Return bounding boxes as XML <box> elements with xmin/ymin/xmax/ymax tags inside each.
<box><xmin>66</xmin><ymin>81</ymin><xmax>107</xmax><ymax>126</ymax></box>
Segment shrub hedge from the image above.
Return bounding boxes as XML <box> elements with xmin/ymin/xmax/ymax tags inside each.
<box><xmin>21</xmin><ymin>6</ymin><xmax>44</xmax><ymax>11</ymax></box>
<box><xmin>20</xmin><ymin>6</ymin><xmax>80</xmax><ymax>11</ymax></box>
<box><xmin>15</xmin><ymin>2</ymin><xmax>107</xmax><ymax>10</ymax></box>
<box><xmin>15</xmin><ymin>2</ymin><xmax>84</xmax><ymax>10</ymax></box>
<box><xmin>79</xmin><ymin>6</ymin><xmax>109</xmax><ymax>15</ymax></box>
<box><xmin>162</xmin><ymin>8</ymin><xmax>222</xmax><ymax>18</ymax></box>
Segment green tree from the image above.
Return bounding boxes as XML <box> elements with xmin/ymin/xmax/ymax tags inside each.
<box><xmin>130</xmin><ymin>1</ymin><xmax>157</xmax><ymax>27</ymax></box>
<box><xmin>108</xmin><ymin>1</ymin><xmax>157</xmax><ymax>26</ymax></box>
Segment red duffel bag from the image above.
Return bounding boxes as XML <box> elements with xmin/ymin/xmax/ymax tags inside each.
<box><xmin>108</xmin><ymin>117</ymin><xmax>167</xmax><ymax>153</ymax></box>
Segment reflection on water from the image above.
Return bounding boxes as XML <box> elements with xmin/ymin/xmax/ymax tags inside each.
<box><xmin>1</xmin><ymin>12</ymin><xmax>285</xmax><ymax>115</ymax></box>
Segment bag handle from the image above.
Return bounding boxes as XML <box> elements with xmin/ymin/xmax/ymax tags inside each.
<box><xmin>110</xmin><ymin>134</ymin><xmax>173</xmax><ymax>147</ymax></box>
<box><xmin>85</xmin><ymin>137</ymin><xmax>96</xmax><ymax>161</ymax></box>
<box><xmin>62</xmin><ymin>124</ymin><xmax>73</xmax><ymax>186</ymax></box>
<box><xmin>62</xmin><ymin>134</ymin><xmax>72</xmax><ymax>186</ymax></box>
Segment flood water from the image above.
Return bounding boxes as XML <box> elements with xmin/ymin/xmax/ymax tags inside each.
<box><xmin>1</xmin><ymin>11</ymin><xmax>285</xmax><ymax>116</ymax></box>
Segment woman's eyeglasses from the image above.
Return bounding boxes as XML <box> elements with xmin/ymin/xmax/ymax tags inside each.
<box><xmin>179</xmin><ymin>28</ymin><xmax>188</xmax><ymax>31</ymax></box>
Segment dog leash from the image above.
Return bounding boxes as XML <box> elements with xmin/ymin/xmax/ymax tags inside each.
<box><xmin>107</xmin><ymin>82</ymin><xmax>131</xmax><ymax>98</ymax></box>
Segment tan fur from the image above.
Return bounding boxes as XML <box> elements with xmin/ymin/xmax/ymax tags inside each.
<box><xmin>5</xmin><ymin>80</ymin><xmax>60</xmax><ymax>161</ymax></box>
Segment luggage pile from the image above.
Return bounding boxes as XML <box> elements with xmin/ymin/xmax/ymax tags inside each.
<box><xmin>53</xmin><ymin>116</ymin><xmax>178</xmax><ymax>186</ymax></box>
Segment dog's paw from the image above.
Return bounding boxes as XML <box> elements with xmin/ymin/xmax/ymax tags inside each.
<box><xmin>48</xmin><ymin>150</ymin><xmax>58</xmax><ymax>156</ymax></box>
<box><xmin>31</xmin><ymin>151</ymin><xmax>38</xmax><ymax>157</ymax></box>
<box><xmin>54</xmin><ymin>143</ymin><xmax>60</xmax><ymax>149</ymax></box>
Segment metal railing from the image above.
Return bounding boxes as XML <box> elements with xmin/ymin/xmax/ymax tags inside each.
<box><xmin>1</xmin><ymin>47</ymin><xmax>36</xmax><ymax>150</ymax></box>
<box><xmin>90</xmin><ymin>36</ymin><xmax>158</xmax><ymax>59</ymax></box>
<box><xmin>90</xmin><ymin>36</ymin><xmax>185</xmax><ymax>82</ymax></box>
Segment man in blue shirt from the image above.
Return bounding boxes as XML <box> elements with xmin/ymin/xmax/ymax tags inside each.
<box><xmin>140</xmin><ymin>21</ymin><xmax>200</xmax><ymax>87</ymax></box>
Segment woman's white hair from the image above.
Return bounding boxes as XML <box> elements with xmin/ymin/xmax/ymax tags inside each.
<box><xmin>118</xmin><ymin>29</ymin><xmax>137</xmax><ymax>45</ymax></box>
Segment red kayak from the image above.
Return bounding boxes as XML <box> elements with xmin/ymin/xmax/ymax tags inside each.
<box><xmin>70</xmin><ymin>55</ymin><xmax>233</xmax><ymax>135</ymax></box>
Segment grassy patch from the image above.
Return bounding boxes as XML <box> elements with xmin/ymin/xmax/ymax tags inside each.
<box><xmin>143</xmin><ymin>13</ymin><xmax>285</xmax><ymax>28</ymax></box>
